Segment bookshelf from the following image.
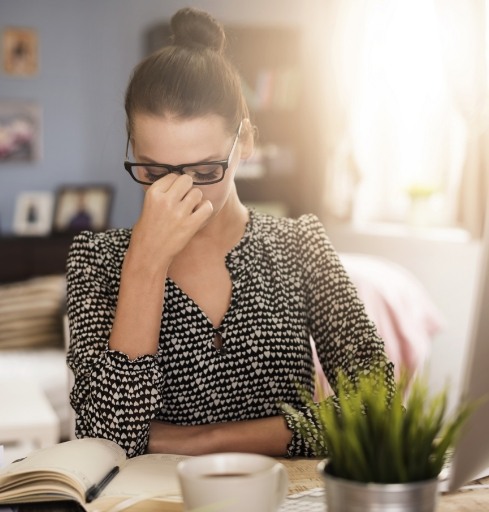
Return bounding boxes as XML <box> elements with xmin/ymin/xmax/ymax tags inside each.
<box><xmin>145</xmin><ymin>23</ymin><xmax>321</xmax><ymax>218</ymax></box>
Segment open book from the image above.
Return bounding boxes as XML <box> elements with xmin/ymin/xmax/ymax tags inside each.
<box><xmin>0</xmin><ymin>438</ymin><xmax>188</xmax><ymax>511</ymax></box>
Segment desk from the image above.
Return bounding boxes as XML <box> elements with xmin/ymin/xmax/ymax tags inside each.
<box><xmin>280</xmin><ymin>458</ymin><xmax>489</xmax><ymax>512</ymax></box>
<box><xmin>2</xmin><ymin>458</ymin><xmax>489</xmax><ymax>512</ymax></box>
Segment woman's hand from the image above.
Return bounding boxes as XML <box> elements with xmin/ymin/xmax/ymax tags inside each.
<box><xmin>109</xmin><ymin>174</ymin><xmax>212</xmax><ymax>359</ymax></box>
<box><xmin>129</xmin><ymin>174</ymin><xmax>213</xmax><ymax>274</ymax></box>
<box><xmin>147</xmin><ymin>417</ymin><xmax>292</xmax><ymax>456</ymax></box>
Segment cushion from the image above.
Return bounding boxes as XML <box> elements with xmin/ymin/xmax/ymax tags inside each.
<box><xmin>0</xmin><ymin>275</ymin><xmax>66</xmax><ymax>349</ymax></box>
<box><xmin>0</xmin><ymin>348</ymin><xmax>71</xmax><ymax>439</ymax></box>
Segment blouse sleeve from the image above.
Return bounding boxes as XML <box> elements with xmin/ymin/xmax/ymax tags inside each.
<box><xmin>66</xmin><ymin>231</ymin><xmax>164</xmax><ymax>458</ymax></box>
<box><xmin>282</xmin><ymin>215</ymin><xmax>395</xmax><ymax>457</ymax></box>
<box><xmin>299</xmin><ymin>215</ymin><xmax>394</xmax><ymax>385</ymax></box>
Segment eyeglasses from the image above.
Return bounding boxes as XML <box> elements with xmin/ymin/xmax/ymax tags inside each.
<box><xmin>124</xmin><ymin>121</ymin><xmax>242</xmax><ymax>186</ymax></box>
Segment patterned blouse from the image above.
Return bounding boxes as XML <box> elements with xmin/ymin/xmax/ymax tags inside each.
<box><xmin>66</xmin><ymin>209</ymin><xmax>394</xmax><ymax>458</ymax></box>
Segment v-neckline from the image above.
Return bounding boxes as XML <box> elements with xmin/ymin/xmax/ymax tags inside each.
<box><xmin>166</xmin><ymin>277</ymin><xmax>228</xmax><ymax>330</ymax></box>
<box><xmin>164</xmin><ymin>208</ymin><xmax>255</xmax><ymax>330</ymax></box>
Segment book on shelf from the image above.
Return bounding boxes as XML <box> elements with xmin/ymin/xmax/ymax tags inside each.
<box><xmin>241</xmin><ymin>67</ymin><xmax>300</xmax><ymax>111</ymax></box>
<box><xmin>0</xmin><ymin>437</ymin><xmax>188</xmax><ymax>511</ymax></box>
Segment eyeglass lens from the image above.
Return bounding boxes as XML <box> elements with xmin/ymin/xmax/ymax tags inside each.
<box><xmin>132</xmin><ymin>164</ymin><xmax>225</xmax><ymax>184</ymax></box>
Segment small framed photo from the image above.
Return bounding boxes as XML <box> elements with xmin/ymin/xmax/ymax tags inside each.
<box><xmin>13</xmin><ymin>191</ymin><xmax>54</xmax><ymax>236</ymax></box>
<box><xmin>52</xmin><ymin>185</ymin><xmax>113</xmax><ymax>234</ymax></box>
<box><xmin>0</xmin><ymin>100</ymin><xmax>42</xmax><ymax>163</ymax></box>
<box><xmin>2</xmin><ymin>27</ymin><xmax>39</xmax><ymax>77</ymax></box>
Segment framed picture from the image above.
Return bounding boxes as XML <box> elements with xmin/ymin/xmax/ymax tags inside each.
<box><xmin>0</xmin><ymin>100</ymin><xmax>42</xmax><ymax>163</ymax></box>
<box><xmin>13</xmin><ymin>191</ymin><xmax>54</xmax><ymax>236</ymax></box>
<box><xmin>2</xmin><ymin>27</ymin><xmax>39</xmax><ymax>77</ymax></box>
<box><xmin>52</xmin><ymin>185</ymin><xmax>113</xmax><ymax>234</ymax></box>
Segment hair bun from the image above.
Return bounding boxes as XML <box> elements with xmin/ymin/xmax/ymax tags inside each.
<box><xmin>171</xmin><ymin>7</ymin><xmax>225</xmax><ymax>53</ymax></box>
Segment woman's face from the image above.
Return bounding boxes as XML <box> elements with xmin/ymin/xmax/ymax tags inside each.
<box><xmin>129</xmin><ymin>114</ymin><xmax>246</xmax><ymax>217</ymax></box>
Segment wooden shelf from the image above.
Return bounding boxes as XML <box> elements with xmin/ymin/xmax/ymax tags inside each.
<box><xmin>0</xmin><ymin>235</ymin><xmax>74</xmax><ymax>283</ymax></box>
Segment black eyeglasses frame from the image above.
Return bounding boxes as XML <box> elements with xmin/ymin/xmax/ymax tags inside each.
<box><xmin>124</xmin><ymin>121</ymin><xmax>243</xmax><ymax>186</ymax></box>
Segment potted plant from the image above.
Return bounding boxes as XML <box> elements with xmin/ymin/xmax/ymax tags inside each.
<box><xmin>282</xmin><ymin>369</ymin><xmax>476</xmax><ymax>512</ymax></box>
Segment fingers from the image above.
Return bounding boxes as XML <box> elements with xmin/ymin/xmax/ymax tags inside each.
<box><xmin>150</xmin><ymin>173</ymin><xmax>193</xmax><ymax>198</ymax></box>
<box><xmin>168</xmin><ymin>174</ymin><xmax>194</xmax><ymax>199</ymax></box>
<box><xmin>135</xmin><ymin>175</ymin><xmax>214</xmax><ymax>264</ymax></box>
<box><xmin>191</xmin><ymin>199</ymin><xmax>214</xmax><ymax>224</ymax></box>
<box><xmin>150</xmin><ymin>173</ymin><xmax>179</xmax><ymax>193</ymax></box>
<box><xmin>181</xmin><ymin>187</ymin><xmax>203</xmax><ymax>213</ymax></box>
<box><xmin>155</xmin><ymin>175</ymin><xmax>209</xmax><ymax>217</ymax></box>
<box><xmin>144</xmin><ymin>173</ymin><xmax>213</xmax><ymax>229</ymax></box>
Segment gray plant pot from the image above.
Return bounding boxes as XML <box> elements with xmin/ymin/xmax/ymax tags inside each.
<box><xmin>317</xmin><ymin>460</ymin><xmax>440</xmax><ymax>512</ymax></box>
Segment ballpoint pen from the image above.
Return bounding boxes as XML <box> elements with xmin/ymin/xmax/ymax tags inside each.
<box><xmin>85</xmin><ymin>465</ymin><xmax>120</xmax><ymax>503</ymax></box>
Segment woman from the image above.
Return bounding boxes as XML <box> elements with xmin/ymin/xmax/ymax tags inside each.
<box><xmin>66</xmin><ymin>7</ymin><xmax>394</xmax><ymax>458</ymax></box>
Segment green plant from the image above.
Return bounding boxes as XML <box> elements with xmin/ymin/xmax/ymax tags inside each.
<box><xmin>282</xmin><ymin>370</ymin><xmax>477</xmax><ymax>484</ymax></box>
<box><xmin>406</xmin><ymin>184</ymin><xmax>437</xmax><ymax>200</ymax></box>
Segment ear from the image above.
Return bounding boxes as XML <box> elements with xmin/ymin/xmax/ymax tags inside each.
<box><xmin>238</xmin><ymin>118</ymin><xmax>255</xmax><ymax>160</ymax></box>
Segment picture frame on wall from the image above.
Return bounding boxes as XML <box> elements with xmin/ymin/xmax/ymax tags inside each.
<box><xmin>13</xmin><ymin>191</ymin><xmax>54</xmax><ymax>236</ymax></box>
<box><xmin>2</xmin><ymin>27</ymin><xmax>39</xmax><ymax>77</ymax></box>
<box><xmin>52</xmin><ymin>185</ymin><xmax>114</xmax><ymax>234</ymax></box>
<box><xmin>0</xmin><ymin>100</ymin><xmax>42</xmax><ymax>163</ymax></box>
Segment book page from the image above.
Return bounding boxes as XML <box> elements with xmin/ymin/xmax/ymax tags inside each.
<box><xmin>87</xmin><ymin>496</ymin><xmax>183</xmax><ymax>512</ymax></box>
<box><xmin>85</xmin><ymin>454</ymin><xmax>189</xmax><ymax>512</ymax></box>
<box><xmin>102</xmin><ymin>454</ymin><xmax>189</xmax><ymax>499</ymax></box>
<box><xmin>0</xmin><ymin>438</ymin><xmax>126</xmax><ymax>501</ymax></box>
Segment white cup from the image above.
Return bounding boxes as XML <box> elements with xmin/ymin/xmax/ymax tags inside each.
<box><xmin>177</xmin><ymin>452</ymin><xmax>289</xmax><ymax>512</ymax></box>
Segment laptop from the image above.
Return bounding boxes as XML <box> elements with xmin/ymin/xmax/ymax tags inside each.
<box><xmin>445</xmin><ymin>211</ymin><xmax>489</xmax><ymax>492</ymax></box>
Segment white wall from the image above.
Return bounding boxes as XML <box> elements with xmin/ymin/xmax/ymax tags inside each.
<box><xmin>326</xmin><ymin>222</ymin><xmax>482</xmax><ymax>411</ymax></box>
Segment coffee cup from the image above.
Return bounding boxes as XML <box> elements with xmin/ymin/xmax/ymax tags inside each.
<box><xmin>177</xmin><ymin>452</ymin><xmax>289</xmax><ymax>512</ymax></box>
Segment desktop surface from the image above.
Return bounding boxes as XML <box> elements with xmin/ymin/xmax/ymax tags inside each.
<box><xmin>1</xmin><ymin>459</ymin><xmax>489</xmax><ymax>512</ymax></box>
